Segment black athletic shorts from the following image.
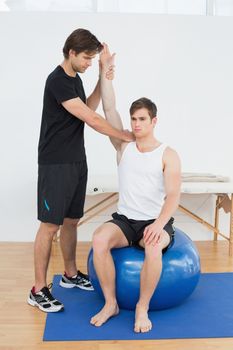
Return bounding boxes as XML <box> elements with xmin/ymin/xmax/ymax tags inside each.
<box><xmin>108</xmin><ymin>212</ymin><xmax>175</xmax><ymax>253</ymax></box>
<box><xmin>37</xmin><ymin>160</ymin><xmax>87</xmax><ymax>225</ymax></box>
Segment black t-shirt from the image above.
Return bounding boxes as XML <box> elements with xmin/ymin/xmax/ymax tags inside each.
<box><xmin>38</xmin><ymin>65</ymin><xmax>86</xmax><ymax>164</ymax></box>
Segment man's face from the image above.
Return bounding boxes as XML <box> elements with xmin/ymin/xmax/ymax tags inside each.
<box><xmin>130</xmin><ymin>108</ymin><xmax>156</xmax><ymax>138</ymax></box>
<box><xmin>70</xmin><ymin>50</ymin><xmax>96</xmax><ymax>73</ymax></box>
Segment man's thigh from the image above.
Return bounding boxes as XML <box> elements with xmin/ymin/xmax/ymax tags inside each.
<box><xmin>62</xmin><ymin>217</ymin><xmax>80</xmax><ymax>228</ymax></box>
<box><xmin>94</xmin><ymin>222</ymin><xmax>129</xmax><ymax>249</ymax></box>
<box><xmin>107</xmin><ymin>212</ymin><xmax>136</xmax><ymax>247</ymax></box>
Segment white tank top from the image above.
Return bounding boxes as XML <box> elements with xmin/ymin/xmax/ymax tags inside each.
<box><xmin>117</xmin><ymin>142</ymin><xmax>168</xmax><ymax>220</ymax></box>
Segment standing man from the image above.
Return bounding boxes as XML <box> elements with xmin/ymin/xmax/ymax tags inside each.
<box><xmin>90</xmin><ymin>45</ymin><xmax>181</xmax><ymax>332</ymax></box>
<box><xmin>28</xmin><ymin>29</ymin><xmax>133</xmax><ymax>313</ymax></box>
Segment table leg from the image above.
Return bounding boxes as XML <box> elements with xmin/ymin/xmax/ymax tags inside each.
<box><xmin>214</xmin><ymin>195</ymin><xmax>220</xmax><ymax>241</ymax></box>
<box><xmin>229</xmin><ymin>194</ymin><xmax>233</xmax><ymax>257</ymax></box>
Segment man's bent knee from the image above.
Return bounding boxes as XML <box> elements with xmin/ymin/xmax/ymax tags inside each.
<box><xmin>92</xmin><ymin>226</ymin><xmax>111</xmax><ymax>253</ymax></box>
<box><xmin>144</xmin><ymin>230</ymin><xmax>170</xmax><ymax>259</ymax></box>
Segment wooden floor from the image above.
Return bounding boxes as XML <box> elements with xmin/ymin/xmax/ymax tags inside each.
<box><xmin>1</xmin><ymin>240</ymin><xmax>233</xmax><ymax>350</ymax></box>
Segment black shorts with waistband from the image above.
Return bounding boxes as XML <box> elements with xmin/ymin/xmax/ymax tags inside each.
<box><xmin>107</xmin><ymin>212</ymin><xmax>175</xmax><ymax>253</ymax></box>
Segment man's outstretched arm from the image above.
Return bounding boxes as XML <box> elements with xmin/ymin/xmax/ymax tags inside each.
<box><xmin>86</xmin><ymin>52</ymin><xmax>114</xmax><ymax>111</ymax></box>
<box><xmin>100</xmin><ymin>44</ymin><xmax>124</xmax><ymax>150</ymax></box>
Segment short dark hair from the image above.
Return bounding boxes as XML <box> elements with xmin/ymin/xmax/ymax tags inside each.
<box><xmin>129</xmin><ymin>97</ymin><xmax>157</xmax><ymax>120</ymax></box>
<box><xmin>63</xmin><ymin>28</ymin><xmax>103</xmax><ymax>59</ymax></box>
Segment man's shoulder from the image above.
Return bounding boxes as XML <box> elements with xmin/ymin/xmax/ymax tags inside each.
<box><xmin>45</xmin><ymin>66</ymin><xmax>77</xmax><ymax>92</ymax></box>
<box><xmin>163</xmin><ymin>146</ymin><xmax>180</xmax><ymax>164</ymax></box>
<box><xmin>120</xmin><ymin>141</ymin><xmax>134</xmax><ymax>153</ymax></box>
<box><xmin>46</xmin><ymin>66</ymin><xmax>66</xmax><ymax>82</ymax></box>
<box><xmin>116</xmin><ymin>141</ymin><xmax>133</xmax><ymax>163</ymax></box>
<box><xmin>164</xmin><ymin>145</ymin><xmax>178</xmax><ymax>154</ymax></box>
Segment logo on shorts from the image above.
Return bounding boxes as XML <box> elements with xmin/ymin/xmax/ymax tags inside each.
<box><xmin>44</xmin><ymin>199</ymin><xmax>50</xmax><ymax>211</ymax></box>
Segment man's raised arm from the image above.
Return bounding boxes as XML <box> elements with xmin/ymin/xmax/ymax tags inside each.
<box><xmin>100</xmin><ymin>43</ymin><xmax>125</xmax><ymax>150</ymax></box>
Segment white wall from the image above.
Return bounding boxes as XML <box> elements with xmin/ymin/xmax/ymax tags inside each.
<box><xmin>0</xmin><ymin>12</ymin><xmax>232</xmax><ymax>241</ymax></box>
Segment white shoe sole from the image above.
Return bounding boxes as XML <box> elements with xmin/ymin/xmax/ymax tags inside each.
<box><xmin>59</xmin><ymin>279</ymin><xmax>94</xmax><ymax>291</ymax></box>
<box><xmin>27</xmin><ymin>297</ymin><xmax>64</xmax><ymax>313</ymax></box>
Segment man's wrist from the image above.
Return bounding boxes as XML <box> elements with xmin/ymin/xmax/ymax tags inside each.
<box><xmin>154</xmin><ymin>217</ymin><xmax>166</xmax><ymax>229</ymax></box>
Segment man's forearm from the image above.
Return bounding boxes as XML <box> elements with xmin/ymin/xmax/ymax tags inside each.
<box><xmin>91</xmin><ymin>113</ymin><xmax>126</xmax><ymax>140</ymax></box>
<box><xmin>101</xmin><ymin>69</ymin><xmax>116</xmax><ymax>112</ymax></box>
<box><xmin>86</xmin><ymin>79</ymin><xmax>101</xmax><ymax>111</ymax></box>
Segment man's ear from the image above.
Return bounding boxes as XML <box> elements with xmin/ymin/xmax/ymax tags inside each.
<box><xmin>152</xmin><ymin>117</ymin><xmax>157</xmax><ymax>127</ymax></box>
<box><xmin>69</xmin><ymin>49</ymin><xmax>77</xmax><ymax>57</ymax></box>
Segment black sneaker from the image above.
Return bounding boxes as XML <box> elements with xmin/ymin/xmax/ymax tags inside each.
<box><xmin>59</xmin><ymin>270</ymin><xmax>94</xmax><ymax>291</ymax></box>
<box><xmin>27</xmin><ymin>284</ymin><xmax>64</xmax><ymax>313</ymax></box>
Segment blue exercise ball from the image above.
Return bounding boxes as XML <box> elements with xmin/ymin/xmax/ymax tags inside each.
<box><xmin>87</xmin><ymin>228</ymin><xmax>201</xmax><ymax>310</ymax></box>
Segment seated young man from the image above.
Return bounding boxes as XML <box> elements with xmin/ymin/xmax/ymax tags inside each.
<box><xmin>90</xmin><ymin>44</ymin><xmax>181</xmax><ymax>333</ymax></box>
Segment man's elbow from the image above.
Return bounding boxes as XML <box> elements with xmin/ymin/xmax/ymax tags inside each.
<box><xmin>103</xmin><ymin>105</ymin><xmax>115</xmax><ymax>115</ymax></box>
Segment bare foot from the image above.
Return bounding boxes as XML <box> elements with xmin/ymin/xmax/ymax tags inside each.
<box><xmin>90</xmin><ymin>302</ymin><xmax>119</xmax><ymax>327</ymax></box>
<box><xmin>134</xmin><ymin>304</ymin><xmax>152</xmax><ymax>333</ymax></box>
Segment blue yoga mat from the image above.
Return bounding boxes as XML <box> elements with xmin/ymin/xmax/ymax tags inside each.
<box><xmin>43</xmin><ymin>273</ymin><xmax>233</xmax><ymax>341</ymax></box>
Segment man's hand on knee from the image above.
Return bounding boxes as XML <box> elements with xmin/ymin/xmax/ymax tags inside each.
<box><xmin>143</xmin><ymin>221</ymin><xmax>164</xmax><ymax>246</ymax></box>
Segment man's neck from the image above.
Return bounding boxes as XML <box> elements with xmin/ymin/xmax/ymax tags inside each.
<box><xmin>136</xmin><ymin>135</ymin><xmax>161</xmax><ymax>152</ymax></box>
<box><xmin>60</xmin><ymin>59</ymin><xmax>76</xmax><ymax>77</ymax></box>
